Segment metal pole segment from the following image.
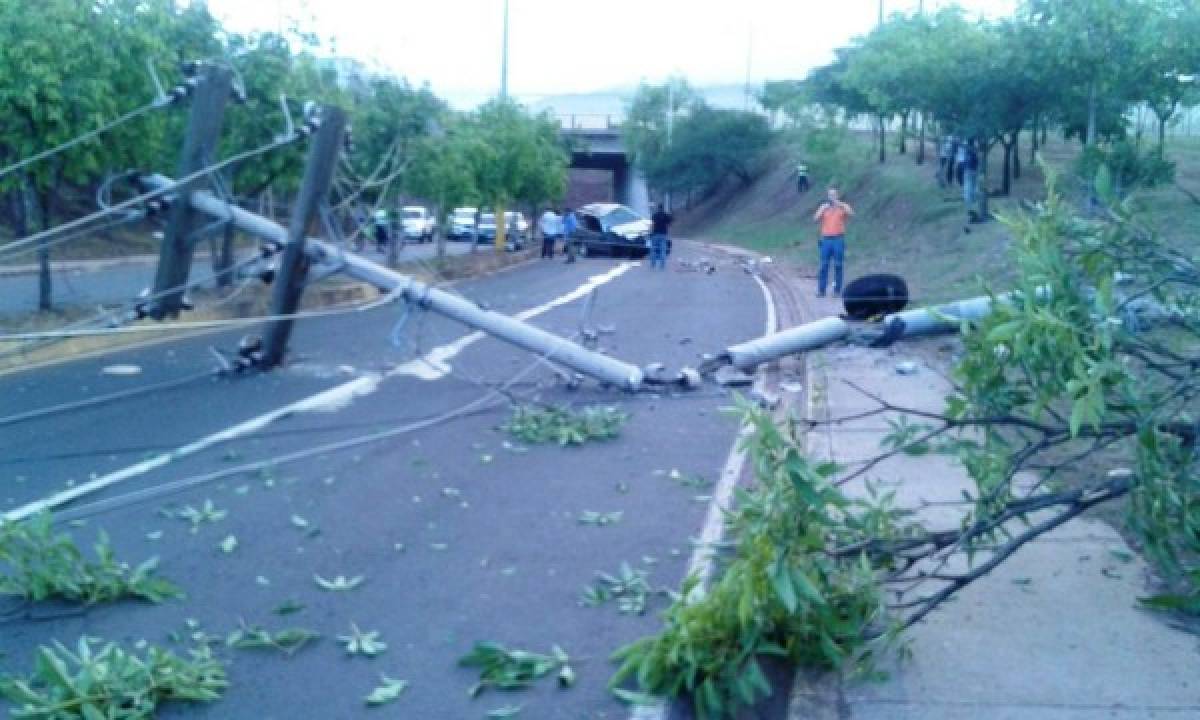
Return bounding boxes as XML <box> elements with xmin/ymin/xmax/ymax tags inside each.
<box><xmin>151</xmin><ymin>64</ymin><xmax>233</xmax><ymax>317</ymax></box>
<box><xmin>261</xmin><ymin>106</ymin><xmax>347</xmax><ymax>367</ymax></box>
<box><xmin>136</xmin><ymin>176</ymin><xmax>645</xmax><ymax>391</ymax></box>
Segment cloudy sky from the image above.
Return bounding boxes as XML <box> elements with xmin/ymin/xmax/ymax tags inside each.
<box><xmin>206</xmin><ymin>0</ymin><xmax>1018</xmax><ymax>107</ymax></box>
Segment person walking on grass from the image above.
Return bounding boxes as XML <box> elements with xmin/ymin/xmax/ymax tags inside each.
<box><xmin>649</xmin><ymin>203</ymin><xmax>673</xmax><ymax>271</ymax></box>
<box><xmin>812</xmin><ymin>186</ymin><xmax>854</xmax><ymax>297</ymax></box>
<box><xmin>539</xmin><ymin>207</ymin><xmax>561</xmax><ymax>259</ymax></box>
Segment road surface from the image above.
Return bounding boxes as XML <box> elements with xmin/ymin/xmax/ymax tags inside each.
<box><xmin>0</xmin><ymin>241</ymin><xmax>477</xmax><ymax>314</ymax></box>
<box><xmin>0</xmin><ymin>242</ymin><xmax>768</xmax><ymax>719</ymax></box>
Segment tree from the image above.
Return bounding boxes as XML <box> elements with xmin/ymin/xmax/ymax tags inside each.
<box><xmin>646</xmin><ymin>106</ymin><xmax>771</xmax><ymax>198</ymax></box>
<box><xmin>624</xmin><ymin>78</ymin><xmax>701</xmax><ymax>184</ymax></box>
<box><xmin>613</xmin><ymin>173</ymin><xmax>1200</xmax><ymax>717</ymax></box>
<box><xmin>404</xmin><ymin>121</ymin><xmax>479</xmax><ymax>260</ymax></box>
<box><xmin>461</xmin><ymin>98</ymin><xmax>567</xmax><ymax>251</ymax></box>
<box><xmin>1131</xmin><ymin>0</ymin><xmax>1200</xmax><ymax>158</ymax></box>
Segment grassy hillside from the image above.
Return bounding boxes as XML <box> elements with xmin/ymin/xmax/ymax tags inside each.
<box><xmin>678</xmin><ymin>128</ymin><xmax>1200</xmax><ymax>307</ymax></box>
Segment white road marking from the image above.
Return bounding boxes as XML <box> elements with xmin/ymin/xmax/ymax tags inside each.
<box><xmin>627</xmin><ymin>270</ymin><xmax>777</xmax><ymax>720</ymax></box>
<box><xmin>390</xmin><ymin>262</ymin><xmax>634</xmax><ymax>380</ymax></box>
<box><xmin>3</xmin><ymin>375</ymin><xmax>381</xmax><ymax>524</ymax></box>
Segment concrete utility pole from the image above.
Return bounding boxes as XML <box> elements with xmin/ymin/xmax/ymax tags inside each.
<box><xmin>151</xmin><ymin>64</ymin><xmax>233</xmax><ymax>318</ymax></box>
<box><xmin>136</xmin><ymin>174</ymin><xmax>645</xmax><ymax>390</ymax></box>
<box><xmin>261</xmin><ymin>106</ymin><xmax>347</xmax><ymax>368</ymax></box>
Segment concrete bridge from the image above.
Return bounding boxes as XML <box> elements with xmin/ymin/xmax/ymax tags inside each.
<box><xmin>557</xmin><ymin>116</ymin><xmax>648</xmax><ymax>214</ymax></box>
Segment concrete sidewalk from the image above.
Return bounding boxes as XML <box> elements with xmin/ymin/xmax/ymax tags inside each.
<box><xmin>788</xmin><ymin>291</ymin><xmax>1199</xmax><ymax>719</ymax></box>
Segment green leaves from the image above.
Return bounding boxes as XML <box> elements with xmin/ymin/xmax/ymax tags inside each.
<box><xmin>314</xmin><ymin>573</ymin><xmax>365</xmax><ymax>591</ymax></box>
<box><xmin>458</xmin><ymin>642</ymin><xmax>574</xmax><ymax>698</ymax></box>
<box><xmin>226</xmin><ymin>620</ymin><xmax>319</xmax><ymax>656</ymax></box>
<box><xmin>503</xmin><ymin>405</ymin><xmax>629</xmax><ymax>446</ymax></box>
<box><xmin>581</xmin><ymin>562</ymin><xmax>666</xmax><ymax>615</ymax></box>
<box><xmin>0</xmin><ymin>513</ymin><xmax>182</xmax><ymax>606</ymax></box>
<box><xmin>339</xmin><ymin>623</ymin><xmax>387</xmax><ymax>657</ymax></box>
<box><xmin>364</xmin><ymin>675</ymin><xmax>409</xmax><ymax>706</ymax></box>
<box><xmin>0</xmin><ymin>637</ymin><xmax>226</xmax><ymax>718</ymax></box>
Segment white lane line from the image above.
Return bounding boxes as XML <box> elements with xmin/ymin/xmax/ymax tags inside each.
<box><xmin>4</xmin><ymin>375</ymin><xmax>381</xmax><ymax>524</ymax></box>
<box><xmin>390</xmin><ymin>262</ymin><xmax>635</xmax><ymax>381</ymax></box>
<box><xmin>628</xmin><ymin>269</ymin><xmax>778</xmax><ymax>720</ymax></box>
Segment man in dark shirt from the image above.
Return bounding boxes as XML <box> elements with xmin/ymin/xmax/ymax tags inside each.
<box><xmin>650</xmin><ymin>204</ymin><xmax>672</xmax><ymax>270</ymax></box>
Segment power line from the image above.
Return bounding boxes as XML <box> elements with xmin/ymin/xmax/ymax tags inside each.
<box><xmin>0</xmin><ymin>135</ymin><xmax>301</xmax><ymax>261</ymax></box>
<box><xmin>0</xmin><ymin>209</ymin><xmax>147</xmax><ymax>264</ymax></box>
<box><xmin>0</xmin><ymin>371</ymin><xmax>212</xmax><ymax>428</ymax></box>
<box><xmin>0</xmin><ymin>101</ymin><xmax>165</xmax><ymax>183</ymax></box>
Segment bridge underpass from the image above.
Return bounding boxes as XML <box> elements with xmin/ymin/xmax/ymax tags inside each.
<box><xmin>560</xmin><ymin>124</ymin><xmax>649</xmax><ymax>214</ymax></box>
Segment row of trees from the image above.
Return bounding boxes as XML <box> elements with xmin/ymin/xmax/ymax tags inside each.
<box><xmin>761</xmin><ymin>0</ymin><xmax>1200</xmax><ymax>215</ymax></box>
<box><xmin>0</xmin><ymin>0</ymin><xmax>567</xmax><ymax>308</ymax></box>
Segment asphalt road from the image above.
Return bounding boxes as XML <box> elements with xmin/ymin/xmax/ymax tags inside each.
<box><xmin>0</xmin><ymin>242</ymin><xmax>766</xmax><ymax>719</ymax></box>
<box><xmin>0</xmin><ymin>241</ymin><xmax>477</xmax><ymax>314</ymax></box>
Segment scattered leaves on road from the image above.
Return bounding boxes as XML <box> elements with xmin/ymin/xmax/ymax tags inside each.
<box><xmin>339</xmin><ymin>623</ymin><xmax>387</xmax><ymax>657</ymax></box>
<box><xmin>502</xmin><ymin>404</ymin><xmax>628</xmax><ymax>446</ymax></box>
<box><xmin>364</xmin><ymin>675</ymin><xmax>409</xmax><ymax>706</ymax></box>
<box><xmin>458</xmin><ymin>642</ymin><xmax>574</xmax><ymax>698</ymax></box>
<box><xmin>314</xmin><ymin>574</ymin><xmax>364</xmax><ymax>591</ymax></box>
<box><xmin>578</xmin><ymin>510</ymin><xmax>624</xmax><ymax>527</ymax></box>
<box><xmin>226</xmin><ymin>620</ymin><xmax>319</xmax><ymax>656</ymax></box>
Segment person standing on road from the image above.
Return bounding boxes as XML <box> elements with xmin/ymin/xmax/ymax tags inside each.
<box><xmin>812</xmin><ymin>186</ymin><xmax>854</xmax><ymax>297</ymax></box>
<box><xmin>562</xmin><ymin>207</ymin><xmax>579</xmax><ymax>264</ymax></box>
<box><xmin>539</xmin><ymin>207</ymin><xmax>561</xmax><ymax>259</ymax></box>
<box><xmin>373</xmin><ymin>208</ymin><xmax>390</xmax><ymax>254</ymax></box>
<box><xmin>649</xmin><ymin>203</ymin><xmax>673</xmax><ymax>271</ymax></box>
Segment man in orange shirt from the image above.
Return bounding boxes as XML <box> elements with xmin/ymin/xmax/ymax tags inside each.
<box><xmin>812</xmin><ymin>186</ymin><xmax>854</xmax><ymax>297</ymax></box>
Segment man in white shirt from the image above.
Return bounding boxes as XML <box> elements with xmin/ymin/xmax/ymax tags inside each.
<box><xmin>539</xmin><ymin>208</ymin><xmax>562</xmax><ymax>259</ymax></box>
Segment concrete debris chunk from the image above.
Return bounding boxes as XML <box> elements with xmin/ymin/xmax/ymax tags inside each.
<box><xmin>715</xmin><ymin>365</ymin><xmax>754</xmax><ymax>387</ymax></box>
<box><xmin>895</xmin><ymin>361</ymin><xmax>918</xmax><ymax>375</ymax></box>
<box><xmin>642</xmin><ymin>362</ymin><xmax>668</xmax><ymax>382</ymax></box>
<box><xmin>750</xmin><ymin>389</ymin><xmax>779</xmax><ymax>410</ymax></box>
<box><xmin>678</xmin><ymin>367</ymin><xmax>703</xmax><ymax>390</ymax></box>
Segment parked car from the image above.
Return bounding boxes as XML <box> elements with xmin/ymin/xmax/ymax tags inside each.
<box><xmin>447</xmin><ymin>207</ymin><xmax>478</xmax><ymax>241</ymax></box>
<box><xmin>570</xmin><ymin>203</ymin><xmax>651</xmax><ymax>258</ymax></box>
<box><xmin>400</xmin><ymin>206</ymin><xmax>436</xmax><ymax>243</ymax></box>
<box><xmin>476</xmin><ymin>211</ymin><xmax>529</xmax><ymax>251</ymax></box>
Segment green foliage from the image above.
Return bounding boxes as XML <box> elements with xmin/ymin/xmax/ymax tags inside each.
<box><xmin>626</xmin><ymin>81</ymin><xmax>770</xmax><ymax>197</ymax></box>
<box><xmin>338</xmin><ymin>623</ymin><xmax>387</xmax><ymax>657</ymax></box>
<box><xmin>461</xmin><ymin>98</ymin><xmax>568</xmax><ymax>209</ymax></box>
<box><xmin>458</xmin><ymin>642</ymin><xmax>574</xmax><ymax>698</ymax></box>
<box><xmin>1076</xmin><ymin>142</ymin><xmax>1176</xmax><ymax>196</ymax></box>
<box><xmin>580</xmin><ymin>562</ymin><xmax>668</xmax><ymax>615</ymax></box>
<box><xmin>610</xmin><ymin>401</ymin><xmax>899</xmax><ymax>718</ymax></box>
<box><xmin>0</xmin><ymin>637</ymin><xmax>226</xmax><ymax>719</ymax></box>
<box><xmin>502</xmin><ymin>404</ymin><xmax>628</xmax><ymax>446</ymax></box>
<box><xmin>0</xmin><ymin>514</ymin><xmax>181</xmax><ymax>606</ymax></box>
<box><xmin>225</xmin><ymin>620</ymin><xmax>319</xmax><ymax>656</ymax></box>
<box><xmin>364</xmin><ymin>675</ymin><xmax>409</xmax><ymax>707</ymax></box>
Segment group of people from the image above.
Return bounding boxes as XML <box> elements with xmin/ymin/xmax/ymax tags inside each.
<box><xmin>537</xmin><ymin>207</ymin><xmax>580</xmax><ymax>262</ymax></box>
<box><xmin>937</xmin><ymin>135</ymin><xmax>981</xmax><ymax>206</ymax></box>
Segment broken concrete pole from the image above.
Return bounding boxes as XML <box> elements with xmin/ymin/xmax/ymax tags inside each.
<box><xmin>725</xmin><ymin>317</ymin><xmax>849</xmax><ymax>371</ymax></box>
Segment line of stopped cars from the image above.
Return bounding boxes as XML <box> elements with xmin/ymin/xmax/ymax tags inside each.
<box><xmin>445</xmin><ymin>203</ymin><xmax>652</xmax><ymax>258</ymax></box>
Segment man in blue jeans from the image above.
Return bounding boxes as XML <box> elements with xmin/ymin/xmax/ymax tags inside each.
<box><xmin>812</xmin><ymin>186</ymin><xmax>854</xmax><ymax>297</ymax></box>
<box><xmin>649</xmin><ymin>203</ymin><xmax>672</xmax><ymax>270</ymax></box>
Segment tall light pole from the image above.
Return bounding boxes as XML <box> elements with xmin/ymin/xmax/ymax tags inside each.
<box><xmin>495</xmin><ymin>0</ymin><xmax>511</xmax><ymax>253</ymax></box>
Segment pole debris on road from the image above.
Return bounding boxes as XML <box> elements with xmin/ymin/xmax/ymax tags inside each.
<box><xmin>135</xmin><ymin>175</ymin><xmax>646</xmax><ymax>391</ymax></box>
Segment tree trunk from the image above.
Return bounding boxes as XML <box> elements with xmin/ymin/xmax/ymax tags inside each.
<box><xmin>877</xmin><ymin>114</ymin><xmax>887</xmax><ymax>164</ymax></box>
<box><xmin>1158</xmin><ymin>115</ymin><xmax>1168</xmax><ymax>159</ymax></box>
<box><xmin>1040</xmin><ymin>117</ymin><xmax>1048</xmax><ymax>146</ymax></box>
<box><xmin>1000</xmin><ymin>139</ymin><xmax>1012</xmax><ymax>196</ymax></box>
<box><xmin>435</xmin><ymin>203</ymin><xmax>446</xmax><ymax>261</ymax></box>
<box><xmin>916</xmin><ymin>112</ymin><xmax>926</xmax><ymax>165</ymax></box>
<box><xmin>36</xmin><ymin>186</ymin><xmax>53</xmax><ymax>311</ymax></box>
<box><xmin>978</xmin><ymin>142</ymin><xmax>991</xmax><ymax>221</ymax></box>
<box><xmin>1013</xmin><ymin>130</ymin><xmax>1021</xmax><ymax>180</ymax></box>
<box><xmin>1086</xmin><ymin>83</ymin><xmax>1098</xmax><ymax>147</ymax></box>
<box><xmin>898</xmin><ymin>111</ymin><xmax>908</xmax><ymax>155</ymax></box>
<box><xmin>1030</xmin><ymin>115</ymin><xmax>1040</xmax><ymax>164</ymax></box>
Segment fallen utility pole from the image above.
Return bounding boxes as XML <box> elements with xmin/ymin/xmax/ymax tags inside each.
<box><xmin>151</xmin><ymin>64</ymin><xmax>233</xmax><ymax>318</ymax></box>
<box><xmin>136</xmin><ymin>175</ymin><xmax>645</xmax><ymax>391</ymax></box>
<box><xmin>261</xmin><ymin>105</ymin><xmax>346</xmax><ymax>367</ymax></box>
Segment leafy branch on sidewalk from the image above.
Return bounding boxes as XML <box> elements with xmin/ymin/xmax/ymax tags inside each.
<box><xmin>611</xmin><ymin>179</ymin><xmax>1200</xmax><ymax>716</ymax></box>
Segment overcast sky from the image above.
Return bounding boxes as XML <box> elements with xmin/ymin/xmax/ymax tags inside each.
<box><xmin>205</xmin><ymin>0</ymin><xmax>1018</xmax><ymax>107</ymax></box>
